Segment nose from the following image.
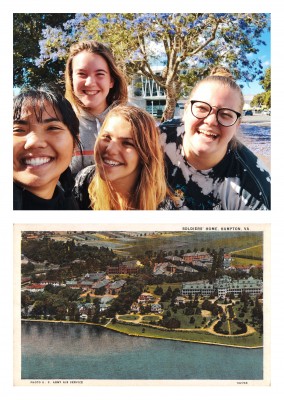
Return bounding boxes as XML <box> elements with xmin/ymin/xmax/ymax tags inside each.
<box><xmin>24</xmin><ymin>131</ymin><xmax>47</xmax><ymax>150</ymax></box>
<box><xmin>203</xmin><ymin>108</ymin><xmax>218</xmax><ymax>125</ymax></box>
<box><xmin>85</xmin><ymin>75</ymin><xmax>95</xmax><ymax>86</ymax></box>
<box><xmin>105</xmin><ymin>139</ymin><xmax>120</xmax><ymax>153</ymax></box>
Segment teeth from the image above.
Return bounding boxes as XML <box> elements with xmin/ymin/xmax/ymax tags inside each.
<box><xmin>104</xmin><ymin>159</ymin><xmax>121</xmax><ymax>166</ymax></box>
<box><xmin>24</xmin><ymin>157</ymin><xmax>51</xmax><ymax>166</ymax></box>
<box><xmin>199</xmin><ymin>130</ymin><xmax>218</xmax><ymax>138</ymax></box>
<box><xmin>84</xmin><ymin>90</ymin><xmax>99</xmax><ymax>95</ymax></box>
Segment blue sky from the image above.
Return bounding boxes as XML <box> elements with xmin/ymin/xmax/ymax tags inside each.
<box><xmin>238</xmin><ymin>29</ymin><xmax>271</xmax><ymax>95</ymax></box>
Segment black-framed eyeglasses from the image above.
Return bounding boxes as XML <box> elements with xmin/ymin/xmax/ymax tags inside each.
<box><xmin>190</xmin><ymin>100</ymin><xmax>241</xmax><ymax>127</ymax></box>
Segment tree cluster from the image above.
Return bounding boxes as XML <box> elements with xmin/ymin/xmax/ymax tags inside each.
<box><xmin>251</xmin><ymin>67</ymin><xmax>271</xmax><ymax>109</ymax></box>
<box><xmin>14</xmin><ymin>13</ymin><xmax>270</xmax><ymax>120</ymax></box>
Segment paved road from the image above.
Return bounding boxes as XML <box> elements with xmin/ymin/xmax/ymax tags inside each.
<box><xmin>241</xmin><ymin>114</ymin><xmax>271</xmax><ymax>126</ymax></box>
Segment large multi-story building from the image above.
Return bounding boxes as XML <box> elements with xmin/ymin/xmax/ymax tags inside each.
<box><xmin>181</xmin><ymin>275</ymin><xmax>263</xmax><ymax>298</ymax></box>
<box><xmin>182</xmin><ymin>280</ymin><xmax>215</xmax><ymax>297</ymax></box>
<box><xmin>182</xmin><ymin>251</ymin><xmax>212</xmax><ymax>264</ymax></box>
<box><xmin>107</xmin><ymin>260</ymin><xmax>141</xmax><ymax>275</ymax></box>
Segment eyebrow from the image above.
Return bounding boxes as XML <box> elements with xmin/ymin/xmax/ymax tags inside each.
<box><xmin>102</xmin><ymin>131</ymin><xmax>134</xmax><ymax>141</ymax></box>
<box><xmin>76</xmin><ymin>68</ymin><xmax>108</xmax><ymax>73</ymax></box>
<box><xmin>13</xmin><ymin>117</ymin><xmax>62</xmax><ymax>124</ymax></box>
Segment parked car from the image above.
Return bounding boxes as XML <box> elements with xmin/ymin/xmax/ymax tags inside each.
<box><xmin>160</xmin><ymin>117</ymin><xmax>183</xmax><ymax>127</ymax></box>
<box><xmin>262</xmin><ymin>109</ymin><xmax>271</xmax><ymax>115</ymax></box>
<box><xmin>244</xmin><ymin>110</ymin><xmax>253</xmax><ymax>116</ymax></box>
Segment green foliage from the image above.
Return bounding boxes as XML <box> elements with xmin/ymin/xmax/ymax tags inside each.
<box><xmin>251</xmin><ymin>67</ymin><xmax>271</xmax><ymax>108</ymax></box>
<box><xmin>14</xmin><ymin>13</ymin><xmax>75</xmax><ymax>89</ymax></box>
<box><xmin>162</xmin><ymin>317</ymin><xmax>181</xmax><ymax>329</ymax></box>
<box><xmin>154</xmin><ymin>286</ymin><xmax>164</xmax><ymax>296</ymax></box>
<box><xmin>251</xmin><ymin>93</ymin><xmax>265</xmax><ymax>108</ymax></box>
<box><xmin>21</xmin><ymin>236</ymin><xmax>116</xmax><ymax>270</ymax></box>
<box><xmin>260</xmin><ymin>66</ymin><xmax>271</xmax><ymax>92</ymax></box>
<box><xmin>21</xmin><ymin>261</ymin><xmax>35</xmax><ymax>275</ymax></box>
<box><xmin>14</xmin><ymin>13</ymin><xmax>269</xmax><ymax>120</ymax></box>
<box><xmin>105</xmin><ymin>283</ymin><xmax>141</xmax><ymax>317</ymax></box>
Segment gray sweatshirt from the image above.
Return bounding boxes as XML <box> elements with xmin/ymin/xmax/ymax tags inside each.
<box><xmin>70</xmin><ymin>104</ymin><xmax>115</xmax><ymax>175</ymax></box>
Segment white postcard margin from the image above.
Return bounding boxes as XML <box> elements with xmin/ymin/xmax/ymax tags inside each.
<box><xmin>13</xmin><ymin>223</ymin><xmax>270</xmax><ymax>387</ymax></box>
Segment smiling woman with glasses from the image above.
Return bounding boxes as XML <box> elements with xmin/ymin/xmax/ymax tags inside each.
<box><xmin>190</xmin><ymin>100</ymin><xmax>241</xmax><ymax>127</ymax></box>
<box><xmin>160</xmin><ymin>66</ymin><xmax>271</xmax><ymax>210</ymax></box>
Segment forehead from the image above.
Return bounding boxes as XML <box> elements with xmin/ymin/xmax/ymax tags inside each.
<box><xmin>192</xmin><ymin>81</ymin><xmax>241</xmax><ymax>110</ymax></box>
<box><xmin>16</xmin><ymin>100</ymin><xmax>61</xmax><ymax>121</ymax></box>
<box><xmin>72</xmin><ymin>51</ymin><xmax>110</xmax><ymax>71</ymax></box>
<box><xmin>103</xmin><ymin>115</ymin><xmax>133</xmax><ymax>136</ymax></box>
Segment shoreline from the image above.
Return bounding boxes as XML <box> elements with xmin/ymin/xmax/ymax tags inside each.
<box><xmin>21</xmin><ymin>318</ymin><xmax>263</xmax><ymax>350</ymax></box>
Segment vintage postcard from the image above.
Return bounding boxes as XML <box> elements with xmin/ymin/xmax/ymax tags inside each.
<box><xmin>14</xmin><ymin>223</ymin><xmax>270</xmax><ymax>386</ymax></box>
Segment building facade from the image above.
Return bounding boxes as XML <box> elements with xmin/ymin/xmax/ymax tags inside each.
<box><xmin>128</xmin><ymin>67</ymin><xmax>185</xmax><ymax>118</ymax></box>
<box><xmin>128</xmin><ymin>69</ymin><xmax>254</xmax><ymax>118</ymax></box>
<box><xmin>181</xmin><ymin>275</ymin><xmax>263</xmax><ymax>298</ymax></box>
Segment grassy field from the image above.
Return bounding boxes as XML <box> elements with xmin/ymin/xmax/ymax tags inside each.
<box><xmin>231</xmin><ymin>244</ymin><xmax>263</xmax><ymax>260</ymax></box>
<box><xmin>142</xmin><ymin>315</ymin><xmax>161</xmax><ymax>323</ymax></box>
<box><xmin>106</xmin><ymin>321</ymin><xmax>262</xmax><ymax>348</ymax></box>
<box><xmin>115</xmin><ymin>232</ymin><xmax>263</xmax><ymax>258</ymax></box>
<box><xmin>118</xmin><ymin>315</ymin><xmax>140</xmax><ymax>321</ymax></box>
<box><xmin>232</xmin><ymin>257</ymin><xmax>260</xmax><ymax>266</ymax></box>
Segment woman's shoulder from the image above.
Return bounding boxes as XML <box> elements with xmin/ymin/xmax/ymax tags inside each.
<box><xmin>159</xmin><ymin>118</ymin><xmax>185</xmax><ymax>141</ymax></box>
<box><xmin>75</xmin><ymin>165</ymin><xmax>96</xmax><ymax>186</ymax></box>
<box><xmin>234</xmin><ymin>142</ymin><xmax>271</xmax><ymax>177</ymax></box>
<box><xmin>230</xmin><ymin>142</ymin><xmax>271</xmax><ymax>209</ymax></box>
<box><xmin>73</xmin><ymin>165</ymin><xmax>96</xmax><ymax>210</ymax></box>
<box><xmin>56</xmin><ymin>186</ymin><xmax>79</xmax><ymax>210</ymax></box>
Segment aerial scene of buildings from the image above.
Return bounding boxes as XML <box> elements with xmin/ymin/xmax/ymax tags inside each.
<box><xmin>20</xmin><ymin>230</ymin><xmax>264</xmax><ymax>346</ymax></box>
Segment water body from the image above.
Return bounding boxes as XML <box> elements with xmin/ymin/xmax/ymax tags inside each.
<box><xmin>21</xmin><ymin>321</ymin><xmax>263</xmax><ymax>380</ymax></box>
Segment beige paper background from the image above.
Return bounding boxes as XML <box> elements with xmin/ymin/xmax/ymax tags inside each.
<box><xmin>2</xmin><ymin>0</ymin><xmax>283</xmax><ymax>398</ymax></box>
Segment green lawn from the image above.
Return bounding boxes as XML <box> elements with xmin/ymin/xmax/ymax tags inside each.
<box><xmin>106</xmin><ymin>321</ymin><xmax>262</xmax><ymax>348</ymax></box>
<box><xmin>142</xmin><ymin>315</ymin><xmax>161</xmax><ymax>323</ymax></box>
<box><xmin>232</xmin><ymin>257</ymin><xmax>262</xmax><ymax>266</ymax></box>
<box><xmin>118</xmin><ymin>314</ymin><xmax>140</xmax><ymax>321</ymax></box>
<box><xmin>231</xmin><ymin>245</ymin><xmax>263</xmax><ymax>267</ymax></box>
<box><xmin>170</xmin><ymin>308</ymin><xmax>205</xmax><ymax>328</ymax></box>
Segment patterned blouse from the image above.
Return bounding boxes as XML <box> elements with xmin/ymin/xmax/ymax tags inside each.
<box><xmin>159</xmin><ymin>119</ymin><xmax>271</xmax><ymax>210</ymax></box>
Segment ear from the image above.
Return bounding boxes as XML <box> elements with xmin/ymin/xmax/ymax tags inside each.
<box><xmin>73</xmin><ymin>141</ymin><xmax>79</xmax><ymax>154</ymax></box>
<box><xmin>109</xmin><ymin>78</ymin><xmax>115</xmax><ymax>89</ymax></box>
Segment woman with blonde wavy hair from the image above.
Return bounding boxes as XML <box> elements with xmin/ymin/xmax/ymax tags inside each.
<box><xmin>73</xmin><ymin>105</ymin><xmax>182</xmax><ymax>210</ymax></box>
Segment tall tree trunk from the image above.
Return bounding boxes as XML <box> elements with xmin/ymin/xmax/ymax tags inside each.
<box><xmin>161</xmin><ymin>81</ymin><xmax>179</xmax><ymax>123</ymax></box>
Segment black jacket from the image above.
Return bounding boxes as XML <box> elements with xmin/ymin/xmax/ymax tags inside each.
<box><xmin>13</xmin><ymin>182</ymin><xmax>79</xmax><ymax>210</ymax></box>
